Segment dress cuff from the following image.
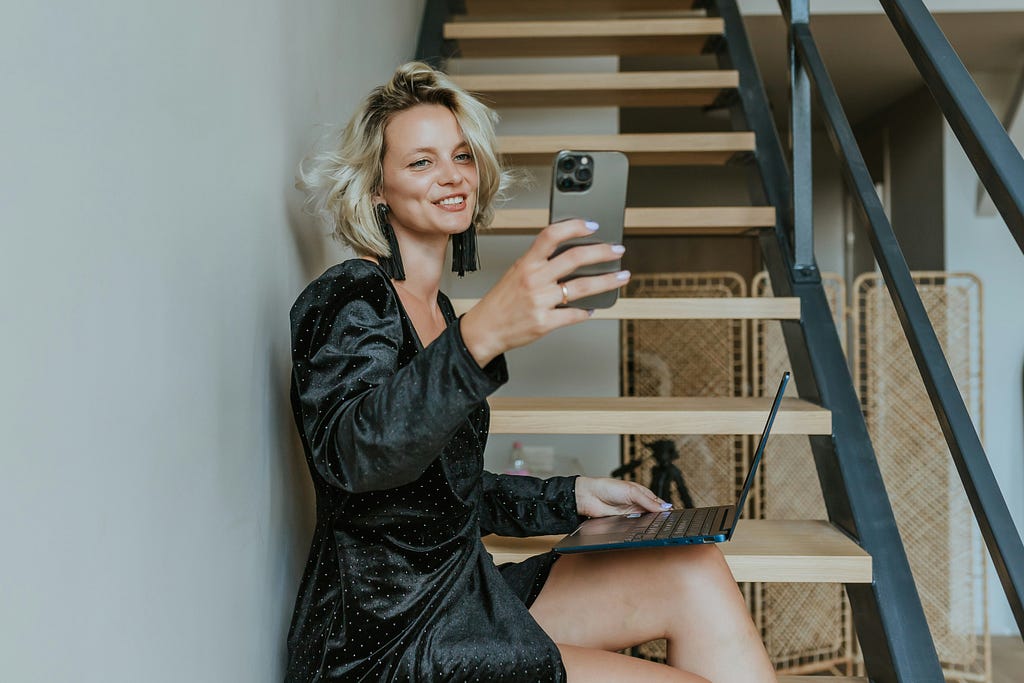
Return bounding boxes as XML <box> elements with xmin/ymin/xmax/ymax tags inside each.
<box><xmin>451</xmin><ymin>316</ymin><xmax>509</xmax><ymax>385</ymax></box>
<box><xmin>554</xmin><ymin>474</ymin><xmax>582</xmax><ymax>525</ymax></box>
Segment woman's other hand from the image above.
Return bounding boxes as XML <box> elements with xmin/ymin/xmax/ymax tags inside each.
<box><xmin>460</xmin><ymin>218</ymin><xmax>629</xmax><ymax>367</ymax></box>
<box><xmin>574</xmin><ymin>476</ymin><xmax>671</xmax><ymax>518</ymax></box>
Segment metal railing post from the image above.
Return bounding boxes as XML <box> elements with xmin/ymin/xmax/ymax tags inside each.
<box><xmin>789</xmin><ymin>0</ymin><xmax>816</xmax><ymax>278</ymax></box>
<box><xmin>716</xmin><ymin>1</ymin><xmax>945</xmax><ymax>677</ymax></box>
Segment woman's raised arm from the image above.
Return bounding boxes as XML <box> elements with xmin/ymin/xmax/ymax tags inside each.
<box><xmin>460</xmin><ymin>218</ymin><xmax>629</xmax><ymax>367</ymax></box>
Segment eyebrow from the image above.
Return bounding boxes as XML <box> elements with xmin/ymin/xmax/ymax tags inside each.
<box><xmin>405</xmin><ymin>141</ymin><xmax>471</xmax><ymax>157</ymax></box>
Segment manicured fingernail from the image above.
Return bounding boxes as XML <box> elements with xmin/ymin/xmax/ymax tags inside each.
<box><xmin>616</xmin><ymin>270</ymin><xmax>631</xmax><ymax>281</ymax></box>
<box><xmin>585</xmin><ymin>220</ymin><xmax>599</xmax><ymax>231</ymax></box>
<box><xmin>660</xmin><ymin>502</ymin><xmax>673</xmax><ymax>509</ymax></box>
<box><xmin>611</xmin><ymin>244</ymin><xmax>626</xmax><ymax>254</ymax></box>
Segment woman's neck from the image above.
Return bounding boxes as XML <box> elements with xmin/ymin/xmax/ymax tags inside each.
<box><xmin>391</xmin><ymin>229</ymin><xmax>448</xmax><ymax>303</ymax></box>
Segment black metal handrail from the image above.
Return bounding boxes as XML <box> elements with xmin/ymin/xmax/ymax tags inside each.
<box><xmin>880</xmin><ymin>0</ymin><xmax>1024</xmax><ymax>256</ymax></box>
<box><xmin>717</xmin><ymin>1</ymin><xmax>945</xmax><ymax>676</ymax></box>
<box><xmin>778</xmin><ymin>0</ymin><xmax>1024</xmax><ymax>636</ymax></box>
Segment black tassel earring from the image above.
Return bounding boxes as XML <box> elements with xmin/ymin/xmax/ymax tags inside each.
<box><xmin>451</xmin><ymin>224</ymin><xmax>479</xmax><ymax>277</ymax></box>
<box><xmin>374</xmin><ymin>203</ymin><xmax>406</xmax><ymax>281</ymax></box>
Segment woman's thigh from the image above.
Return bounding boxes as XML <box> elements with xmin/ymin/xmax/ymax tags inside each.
<box><xmin>556</xmin><ymin>643</ymin><xmax>709</xmax><ymax>683</ymax></box>
<box><xmin>528</xmin><ymin>543</ymin><xmax>737</xmax><ymax>652</ymax></box>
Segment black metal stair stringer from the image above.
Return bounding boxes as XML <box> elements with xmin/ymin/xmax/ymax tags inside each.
<box><xmin>710</xmin><ymin>1</ymin><xmax>945</xmax><ymax>681</ymax></box>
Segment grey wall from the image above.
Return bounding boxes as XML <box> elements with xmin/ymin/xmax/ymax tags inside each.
<box><xmin>944</xmin><ymin>70</ymin><xmax>1024</xmax><ymax>637</ymax></box>
<box><xmin>0</xmin><ymin>1</ymin><xmax>423</xmax><ymax>680</ymax></box>
<box><xmin>889</xmin><ymin>88</ymin><xmax>946</xmax><ymax>270</ymax></box>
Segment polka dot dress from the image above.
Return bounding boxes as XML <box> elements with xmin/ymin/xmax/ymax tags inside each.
<box><xmin>284</xmin><ymin>260</ymin><xmax>582</xmax><ymax>682</ymax></box>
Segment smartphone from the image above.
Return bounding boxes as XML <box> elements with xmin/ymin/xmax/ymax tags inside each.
<box><xmin>548</xmin><ymin>150</ymin><xmax>629</xmax><ymax>309</ymax></box>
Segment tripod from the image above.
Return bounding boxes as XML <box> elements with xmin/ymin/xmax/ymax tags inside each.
<box><xmin>611</xmin><ymin>439</ymin><xmax>694</xmax><ymax>509</ymax></box>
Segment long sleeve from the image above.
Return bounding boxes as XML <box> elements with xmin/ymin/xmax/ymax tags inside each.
<box><xmin>478</xmin><ymin>472</ymin><xmax>581</xmax><ymax>537</ymax></box>
<box><xmin>290</xmin><ymin>262</ymin><xmax>508</xmax><ymax>493</ymax></box>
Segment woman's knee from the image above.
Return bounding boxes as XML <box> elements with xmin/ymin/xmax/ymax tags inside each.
<box><xmin>664</xmin><ymin>543</ymin><xmax>734</xmax><ymax>587</ymax></box>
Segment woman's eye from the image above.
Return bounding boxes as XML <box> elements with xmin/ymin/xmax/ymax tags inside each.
<box><xmin>409</xmin><ymin>159</ymin><xmax>430</xmax><ymax>168</ymax></box>
<box><xmin>455</xmin><ymin>153</ymin><xmax>474</xmax><ymax>162</ymax></box>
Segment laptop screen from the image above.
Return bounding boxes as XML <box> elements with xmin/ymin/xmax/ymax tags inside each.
<box><xmin>732</xmin><ymin>372</ymin><xmax>790</xmax><ymax>526</ymax></box>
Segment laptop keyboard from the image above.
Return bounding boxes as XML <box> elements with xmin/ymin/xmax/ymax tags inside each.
<box><xmin>627</xmin><ymin>506</ymin><xmax>729</xmax><ymax>542</ymax></box>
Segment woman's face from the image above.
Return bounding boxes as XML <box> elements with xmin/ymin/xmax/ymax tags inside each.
<box><xmin>376</xmin><ymin>104</ymin><xmax>479</xmax><ymax>241</ymax></box>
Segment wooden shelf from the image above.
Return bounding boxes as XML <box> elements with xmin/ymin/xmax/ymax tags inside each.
<box><xmin>488</xmin><ymin>397</ymin><xmax>831</xmax><ymax>435</ymax></box>
<box><xmin>446</xmin><ymin>18</ymin><xmax>723</xmax><ymax>58</ymax></box>
<box><xmin>451</xmin><ymin>71</ymin><xmax>737</xmax><ymax>108</ymax></box>
<box><xmin>451</xmin><ymin>297</ymin><xmax>799</xmax><ymax>320</ymax></box>
<box><xmin>496</xmin><ymin>132</ymin><xmax>754</xmax><ymax>166</ymax></box>
<box><xmin>463</xmin><ymin>0</ymin><xmax>704</xmax><ymax>16</ymax></box>
<box><xmin>489</xmin><ymin>206</ymin><xmax>775</xmax><ymax>236</ymax></box>
<box><xmin>484</xmin><ymin>520</ymin><xmax>871</xmax><ymax>583</ymax></box>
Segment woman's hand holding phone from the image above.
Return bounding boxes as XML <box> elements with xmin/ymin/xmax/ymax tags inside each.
<box><xmin>459</xmin><ymin>218</ymin><xmax>629</xmax><ymax>368</ymax></box>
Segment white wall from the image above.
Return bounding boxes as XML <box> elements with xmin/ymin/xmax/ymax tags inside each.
<box><xmin>944</xmin><ymin>72</ymin><xmax>1024</xmax><ymax>636</ymax></box>
<box><xmin>0</xmin><ymin>1</ymin><xmax>423</xmax><ymax>680</ymax></box>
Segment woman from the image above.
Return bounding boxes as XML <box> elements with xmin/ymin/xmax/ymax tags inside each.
<box><xmin>287</xmin><ymin>62</ymin><xmax>775</xmax><ymax>682</ymax></box>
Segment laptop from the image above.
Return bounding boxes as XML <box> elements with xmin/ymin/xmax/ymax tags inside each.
<box><xmin>553</xmin><ymin>371</ymin><xmax>790</xmax><ymax>554</ymax></box>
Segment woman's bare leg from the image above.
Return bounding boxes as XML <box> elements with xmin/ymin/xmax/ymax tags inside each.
<box><xmin>530</xmin><ymin>544</ymin><xmax>775</xmax><ymax>683</ymax></box>
<box><xmin>556</xmin><ymin>644</ymin><xmax>710</xmax><ymax>683</ymax></box>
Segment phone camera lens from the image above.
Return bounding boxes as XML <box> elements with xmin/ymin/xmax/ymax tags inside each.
<box><xmin>558</xmin><ymin>156</ymin><xmax>577</xmax><ymax>172</ymax></box>
<box><xmin>575</xmin><ymin>167</ymin><xmax>592</xmax><ymax>183</ymax></box>
<box><xmin>557</xmin><ymin>176</ymin><xmax>575</xmax><ymax>191</ymax></box>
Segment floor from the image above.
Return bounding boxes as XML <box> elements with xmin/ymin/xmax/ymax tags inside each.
<box><xmin>991</xmin><ymin>635</ymin><xmax>1023</xmax><ymax>683</ymax></box>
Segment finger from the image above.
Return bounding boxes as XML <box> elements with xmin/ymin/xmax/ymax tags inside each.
<box><xmin>545</xmin><ymin>242</ymin><xmax>624</xmax><ymax>282</ymax></box>
<box><xmin>526</xmin><ymin>218</ymin><xmax>598</xmax><ymax>262</ymax></box>
<box><xmin>557</xmin><ymin>269</ymin><xmax>631</xmax><ymax>305</ymax></box>
<box><xmin>631</xmin><ymin>483</ymin><xmax>673</xmax><ymax>513</ymax></box>
<box><xmin>545</xmin><ymin>306</ymin><xmax>594</xmax><ymax>330</ymax></box>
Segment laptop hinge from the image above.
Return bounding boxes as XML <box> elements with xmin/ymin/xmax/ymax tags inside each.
<box><xmin>722</xmin><ymin>505</ymin><xmax>738</xmax><ymax>539</ymax></box>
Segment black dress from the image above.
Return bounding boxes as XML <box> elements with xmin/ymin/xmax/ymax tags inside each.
<box><xmin>285</xmin><ymin>259</ymin><xmax>581</xmax><ymax>682</ymax></box>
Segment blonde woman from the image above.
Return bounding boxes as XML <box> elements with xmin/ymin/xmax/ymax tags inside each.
<box><xmin>286</xmin><ymin>61</ymin><xmax>775</xmax><ymax>683</ymax></box>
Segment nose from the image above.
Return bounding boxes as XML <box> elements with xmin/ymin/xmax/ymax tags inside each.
<box><xmin>437</xmin><ymin>157</ymin><xmax>464</xmax><ymax>185</ymax></box>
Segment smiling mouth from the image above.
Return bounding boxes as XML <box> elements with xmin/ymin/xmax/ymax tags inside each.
<box><xmin>434</xmin><ymin>195</ymin><xmax>466</xmax><ymax>208</ymax></box>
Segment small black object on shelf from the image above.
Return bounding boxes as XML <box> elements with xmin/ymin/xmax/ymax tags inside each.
<box><xmin>649</xmin><ymin>440</ymin><xmax>695</xmax><ymax>509</ymax></box>
<box><xmin>612</xmin><ymin>439</ymin><xmax>694</xmax><ymax>509</ymax></box>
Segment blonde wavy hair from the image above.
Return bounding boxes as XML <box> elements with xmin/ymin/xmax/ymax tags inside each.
<box><xmin>299</xmin><ymin>61</ymin><xmax>512</xmax><ymax>258</ymax></box>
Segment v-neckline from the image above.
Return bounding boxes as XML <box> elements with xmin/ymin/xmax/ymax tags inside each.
<box><xmin>361</xmin><ymin>259</ymin><xmax>453</xmax><ymax>350</ymax></box>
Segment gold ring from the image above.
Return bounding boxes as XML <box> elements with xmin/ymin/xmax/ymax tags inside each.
<box><xmin>560</xmin><ymin>283</ymin><xmax>570</xmax><ymax>306</ymax></box>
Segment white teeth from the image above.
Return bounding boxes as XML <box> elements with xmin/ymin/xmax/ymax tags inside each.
<box><xmin>438</xmin><ymin>196</ymin><xmax>464</xmax><ymax>206</ymax></box>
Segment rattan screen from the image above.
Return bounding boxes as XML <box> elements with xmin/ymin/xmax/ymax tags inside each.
<box><xmin>852</xmin><ymin>272</ymin><xmax>988</xmax><ymax>682</ymax></box>
<box><xmin>752</xmin><ymin>271</ymin><xmax>857</xmax><ymax>676</ymax></box>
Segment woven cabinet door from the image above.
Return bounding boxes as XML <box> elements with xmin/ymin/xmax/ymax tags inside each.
<box><xmin>752</xmin><ymin>271</ymin><xmax>858</xmax><ymax>676</ymax></box>
<box><xmin>853</xmin><ymin>272</ymin><xmax>989</xmax><ymax>683</ymax></box>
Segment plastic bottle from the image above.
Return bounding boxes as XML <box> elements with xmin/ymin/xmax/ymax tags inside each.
<box><xmin>504</xmin><ymin>441</ymin><xmax>531</xmax><ymax>476</ymax></box>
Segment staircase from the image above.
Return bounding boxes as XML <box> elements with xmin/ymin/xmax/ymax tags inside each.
<box><xmin>418</xmin><ymin>1</ymin><xmax>953</xmax><ymax>680</ymax></box>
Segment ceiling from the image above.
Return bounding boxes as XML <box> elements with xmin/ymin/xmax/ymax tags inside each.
<box><xmin>744</xmin><ymin>11</ymin><xmax>1024</xmax><ymax>125</ymax></box>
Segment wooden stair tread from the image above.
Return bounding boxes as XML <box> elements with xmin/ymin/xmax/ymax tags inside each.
<box><xmin>497</xmin><ymin>132</ymin><xmax>754</xmax><ymax>167</ymax></box>
<box><xmin>446</xmin><ymin>18</ymin><xmax>723</xmax><ymax>58</ymax></box>
<box><xmin>484</xmin><ymin>520</ymin><xmax>871</xmax><ymax>583</ymax></box>
<box><xmin>490</xmin><ymin>206</ymin><xmax>775</xmax><ymax>235</ymax></box>
<box><xmin>451</xmin><ymin>297</ymin><xmax>799</xmax><ymax>320</ymax></box>
<box><xmin>451</xmin><ymin>71</ymin><xmax>737</xmax><ymax>108</ymax></box>
<box><xmin>463</xmin><ymin>0</ymin><xmax>703</xmax><ymax>16</ymax></box>
<box><xmin>488</xmin><ymin>397</ymin><xmax>831</xmax><ymax>435</ymax></box>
